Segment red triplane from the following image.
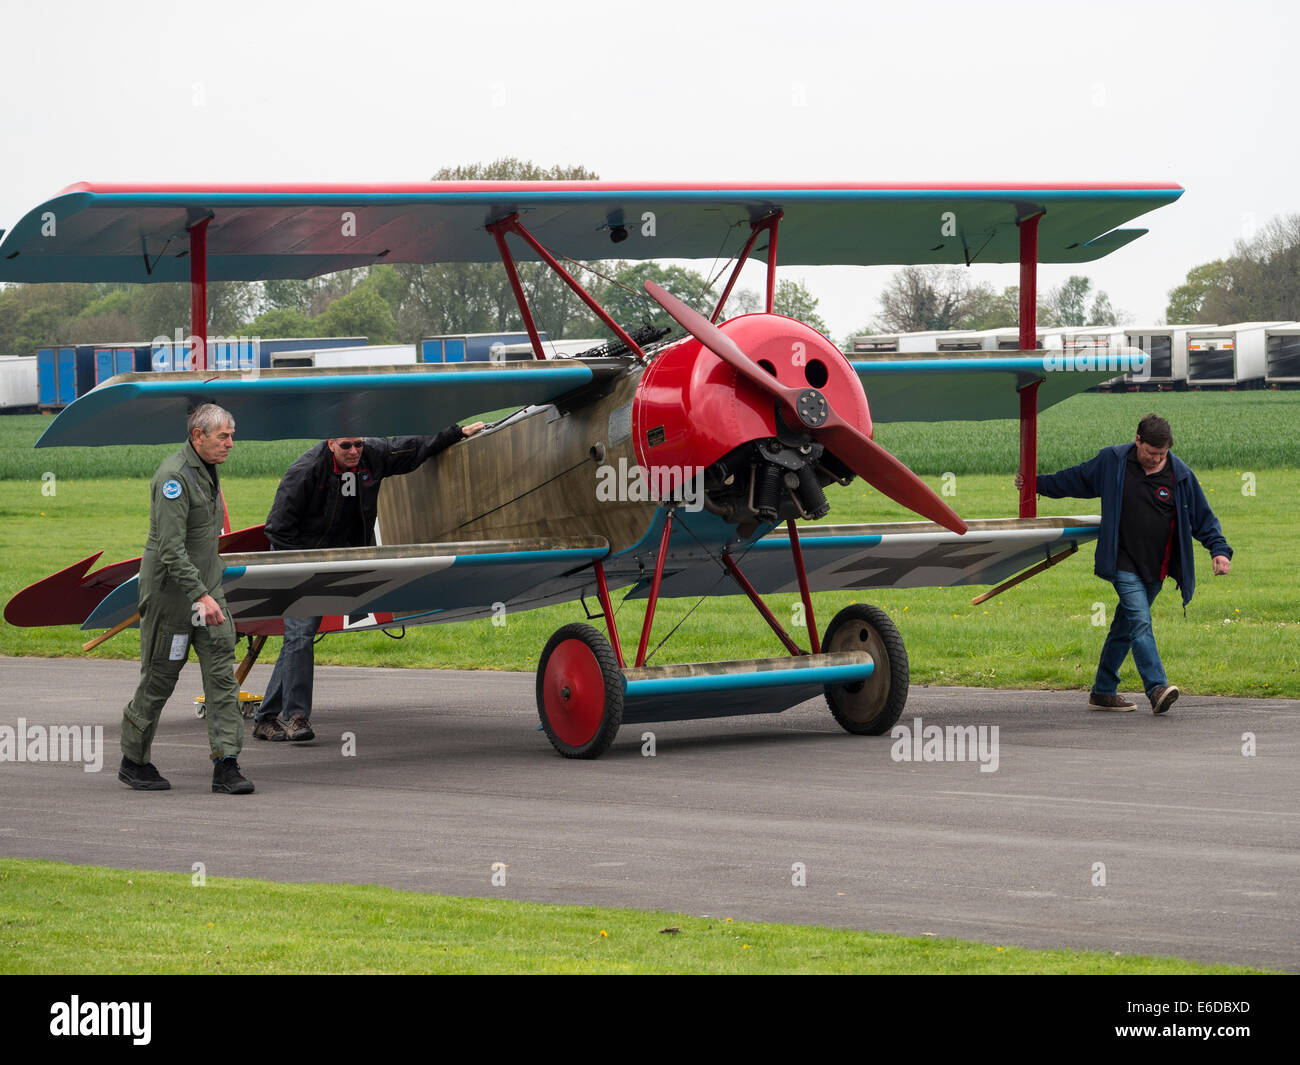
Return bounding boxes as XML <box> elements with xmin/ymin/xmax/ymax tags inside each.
<box><xmin>1</xmin><ymin>181</ymin><xmax>1180</xmax><ymax>756</ymax></box>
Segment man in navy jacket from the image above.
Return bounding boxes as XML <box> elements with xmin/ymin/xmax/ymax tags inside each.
<box><xmin>1019</xmin><ymin>414</ymin><xmax>1232</xmax><ymax>714</ymax></box>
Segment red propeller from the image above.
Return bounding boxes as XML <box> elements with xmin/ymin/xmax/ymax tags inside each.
<box><xmin>644</xmin><ymin>281</ymin><xmax>967</xmax><ymax>535</ymax></box>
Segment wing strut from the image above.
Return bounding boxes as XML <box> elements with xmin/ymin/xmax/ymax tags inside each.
<box><xmin>189</xmin><ymin>216</ymin><xmax>210</xmax><ymax>371</ymax></box>
<box><xmin>710</xmin><ymin>210</ymin><xmax>782</xmax><ymax>323</ymax></box>
<box><xmin>1017</xmin><ymin>210</ymin><xmax>1044</xmax><ymax>518</ymax></box>
<box><xmin>486</xmin><ymin>213</ymin><xmax>647</xmax><ymax>361</ymax></box>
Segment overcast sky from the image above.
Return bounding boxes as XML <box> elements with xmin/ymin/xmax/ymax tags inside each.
<box><xmin>1</xmin><ymin>0</ymin><xmax>1293</xmax><ymax>339</ymax></box>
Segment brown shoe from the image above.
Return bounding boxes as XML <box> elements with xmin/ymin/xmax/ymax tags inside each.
<box><xmin>1088</xmin><ymin>692</ymin><xmax>1136</xmax><ymax>711</ymax></box>
<box><xmin>284</xmin><ymin>714</ymin><xmax>315</xmax><ymax>742</ymax></box>
<box><xmin>1149</xmin><ymin>685</ymin><xmax>1180</xmax><ymax>715</ymax></box>
<box><xmin>253</xmin><ymin>716</ymin><xmax>288</xmax><ymax>741</ymax></box>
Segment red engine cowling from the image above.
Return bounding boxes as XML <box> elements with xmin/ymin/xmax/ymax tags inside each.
<box><xmin>632</xmin><ymin>313</ymin><xmax>871</xmax><ymax>526</ymax></box>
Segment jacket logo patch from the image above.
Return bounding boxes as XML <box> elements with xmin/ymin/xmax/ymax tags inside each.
<box><xmin>162</xmin><ymin>479</ymin><xmax>183</xmax><ymax>500</ymax></box>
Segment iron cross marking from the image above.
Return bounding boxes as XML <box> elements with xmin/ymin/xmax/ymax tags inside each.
<box><xmin>827</xmin><ymin>539</ymin><xmax>1003</xmax><ymax>588</ymax></box>
<box><xmin>225</xmin><ymin>569</ymin><xmax>391</xmax><ymax>616</ymax></box>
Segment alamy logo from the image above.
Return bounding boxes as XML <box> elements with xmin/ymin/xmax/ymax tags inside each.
<box><xmin>594</xmin><ymin>458</ymin><xmax>704</xmax><ymax>512</ymax></box>
<box><xmin>49</xmin><ymin>997</ymin><xmax>151</xmax><ymax>1045</ymax></box>
<box><xmin>0</xmin><ymin>719</ymin><xmax>104</xmax><ymax>772</ymax></box>
<box><xmin>890</xmin><ymin>717</ymin><xmax>999</xmax><ymax>773</ymax></box>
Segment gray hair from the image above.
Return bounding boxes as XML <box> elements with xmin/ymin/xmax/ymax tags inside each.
<box><xmin>188</xmin><ymin>403</ymin><xmax>236</xmax><ymax>438</ymax></box>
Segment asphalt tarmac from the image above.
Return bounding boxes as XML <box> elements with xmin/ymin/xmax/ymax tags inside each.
<box><xmin>1</xmin><ymin>656</ymin><xmax>1296</xmax><ymax>971</ymax></box>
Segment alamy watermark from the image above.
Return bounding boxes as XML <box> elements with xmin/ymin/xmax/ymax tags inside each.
<box><xmin>890</xmin><ymin>716</ymin><xmax>999</xmax><ymax>773</ymax></box>
<box><xmin>595</xmin><ymin>458</ymin><xmax>704</xmax><ymax>512</ymax></box>
<box><xmin>50</xmin><ymin>996</ymin><xmax>150</xmax><ymax>1045</ymax></box>
<box><xmin>0</xmin><ymin>718</ymin><xmax>104</xmax><ymax>772</ymax></box>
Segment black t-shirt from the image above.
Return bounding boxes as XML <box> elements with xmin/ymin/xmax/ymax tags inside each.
<box><xmin>1116</xmin><ymin>450</ymin><xmax>1175</xmax><ymax>584</ymax></box>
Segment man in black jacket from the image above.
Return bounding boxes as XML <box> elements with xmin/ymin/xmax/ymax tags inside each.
<box><xmin>253</xmin><ymin>424</ymin><xmax>483</xmax><ymax>741</ymax></box>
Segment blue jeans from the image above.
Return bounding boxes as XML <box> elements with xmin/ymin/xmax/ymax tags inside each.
<box><xmin>1094</xmin><ymin>571</ymin><xmax>1167</xmax><ymax>697</ymax></box>
<box><xmin>256</xmin><ymin>614</ymin><xmax>322</xmax><ymax>722</ymax></box>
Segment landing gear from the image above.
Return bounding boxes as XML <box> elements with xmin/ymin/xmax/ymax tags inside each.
<box><xmin>822</xmin><ymin>603</ymin><xmax>909</xmax><ymax>735</ymax></box>
<box><xmin>536</xmin><ymin>623</ymin><xmax>624</xmax><ymax>759</ymax></box>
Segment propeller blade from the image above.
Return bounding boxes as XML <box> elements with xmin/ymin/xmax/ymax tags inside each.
<box><xmin>643</xmin><ymin>280</ymin><xmax>800</xmax><ymax>409</ymax></box>
<box><xmin>817</xmin><ymin>420</ymin><xmax>967</xmax><ymax>534</ymax></box>
<box><xmin>644</xmin><ymin>279</ymin><xmax>966</xmax><ymax>534</ymax></box>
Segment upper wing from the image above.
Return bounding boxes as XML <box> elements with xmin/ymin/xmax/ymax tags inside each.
<box><xmin>853</xmin><ymin>354</ymin><xmax>1141</xmax><ymax>422</ymax></box>
<box><xmin>36</xmin><ymin>359</ymin><xmax>628</xmax><ymax>446</ymax></box>
<box><xmin>0</xmin><ymin>181</ymin><xmax>1182</xmax><ymax>282</ymax></box>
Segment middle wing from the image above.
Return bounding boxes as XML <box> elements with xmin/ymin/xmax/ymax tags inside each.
<box><xmin>36</xmin><ymin>359</ymin><xmax>630</xmax><ymax>447</ymax></box>
<box><xmin>852</xmin><ymin>355</ymin><xmax>1140</xmax><ymax>422</ymax></box>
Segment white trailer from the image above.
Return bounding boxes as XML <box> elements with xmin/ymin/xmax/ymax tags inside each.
<box><xmin>1185</xmin><ymin>322</ymin><xmax>1294</xmax><ymax>388</ymax></box>
<box><xmin>269</xmin><ymin>344</ymin><xmax>417</xmax><ymax>369</ymax></box>
<box><xmin>936</xmin><ymin>328</ymin><xmax>1045</xmax><ymax>352</ymax></box>
<box><xmin>1053</xmin><ymin>326</ymin><xmax>1141</xmax><ymax>389</ymax></box>
<box><xmin>848</xmin><ymin>330</ymin><xmax>952</xmax><ymax>354</ymax></box>
<box><xmin>0</xmin><ymin>355</ymin><xmax>38</xmax><ymax>411</ymax></box>
<box><xmin>1264</xmin><ymin>325</ymin><xmax>1300</xmax><ymax>386</ymax></box>
<box><xmin>1123</xmin><ymin>324</ymin><xmax>1215</xmax><ymax>389</ymax></box>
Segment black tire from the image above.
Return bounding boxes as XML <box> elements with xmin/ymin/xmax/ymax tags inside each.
<box><xmin>822</xmin><ymin>603</ymin><xmax>909</xmax><ymax>735</ymax></box>
<box><xmin>536</xmin><ymin>623</ymin><xmax>624</xmax><ymax>759</ymax></box>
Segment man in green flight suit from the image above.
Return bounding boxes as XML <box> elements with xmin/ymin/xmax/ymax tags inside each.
<box><xmin>117</xmin><ymin>403</ymin><xmax>254</xmax><ymax>794</ymax></box>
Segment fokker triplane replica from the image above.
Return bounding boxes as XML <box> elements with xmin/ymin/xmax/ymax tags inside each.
<box><xmin>2</xmin><ymin>180</ymin><xmax>1181</xmax><ymax>756</ymax></box>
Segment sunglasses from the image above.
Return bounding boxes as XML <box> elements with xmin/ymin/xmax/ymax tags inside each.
<box><xmin>336</xmin><ymin>440</ymin><xmax>365</xmax><ymax>451</ymax></box>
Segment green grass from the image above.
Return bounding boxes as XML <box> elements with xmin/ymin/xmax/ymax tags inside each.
<box><xmin>3</xmin><ymin>467</ymin><xmax>1295</xmax><ymax>697</ymax></box>
<box><xmin>4</xmin><ymin>391</ymin><xmax>1299</xmax><ymax>480</ymax></box>
<box><xmin>0</xmin><ymin>419</ymin><xmax>317</xmax><ymax>480</ymax></box>
<box><xmin>3</xmin><ymin>392</ymin><xmax>1296</xmax><ymax>696</ymax></box>
<box><xmin>874</xmin><ymin>390</ymin><xmax>1300</xmax><ymax>473</ymax></box>
<box><xmin>0</xmin><ymin>859</ymin><xmax>1265</xmax><ymax>974</ymax></box>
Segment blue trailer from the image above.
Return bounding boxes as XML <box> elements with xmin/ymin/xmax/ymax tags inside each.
<box><xmin>150</xmin><ymin>335</ymin><xmax>368</xmax><ymax>372</ymax></box>
<box><xmin>420</xmin><ymin>332</ymin><xmax>548</xmax><ymax>363</ymax></box>
<box><xmin>36</xmin><ymin>347</ymin><xmax>80</xmax><ymax>408</ymax></box>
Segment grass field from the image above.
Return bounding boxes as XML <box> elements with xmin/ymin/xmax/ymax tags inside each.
<box><xmin>3</xmin><ymin>391</ymin><xmax>1299</xmax><ymax>479</ymax></box>
<box><xmin>0</xmin><ymin>859</ymin><xmax>1266</xmax><ymax>974</ymax></box>
<box><xmin>2</xmin><ymin>392</ymin><xmax>1297</xmax><ymax>695</ymax></box>
<box><xmin>3</xmin><ymin>468</ymin><xmax>1295</xmax><ymax>697</ymax></box>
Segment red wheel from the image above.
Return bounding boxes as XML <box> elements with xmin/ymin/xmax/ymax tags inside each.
<box><xmin>536</xmin><ymin>624</ymin><xmax>624</xmax><ymax>759</ymax></box>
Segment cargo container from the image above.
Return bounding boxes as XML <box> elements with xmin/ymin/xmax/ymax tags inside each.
<box><xmin>1264</xmin><ymin>325</ymin><xmax>1300</xmax><ymax>387</ymax></box>
<box><xmin>1117</xmin><ymin>325</ymin><xmax>1213</xmax><ymax>390</ymax></box>
<box><xmin>848</xmin><ymin>330</ymin><xmax>953</xmax><ymax>354</ymax></box>
<box><xmin>935</xmin><ymin>328</ymin><xmax>1045</xmax><ymax>352</ymax></box>
<box><xmin>269</xmin><ymin>344</ymin><xmax>415</xmax><ymax>369</ymax></box>
<box><xmin>0</xmin><ymin>355</ymin><xmax>38</xmax><ymax>411</ymax></box>
<box><xmin>420</xmin><ymin>332</ymin><xmax>550</xmax><ymax>363</ymax></box>
<box><xmin>1185</xmin><ymin>322</ymin><xmax>1294</xmax><ymax>388</ymax></box>
<box><xmin>36</xmin><ymin>347</ymin><xmax>79</xmax><ymax>408</ymax></box>
<box><xmin>149</xmin><ymin>336</ymin><xmax>368</xmax><ymax>373</ymax></box>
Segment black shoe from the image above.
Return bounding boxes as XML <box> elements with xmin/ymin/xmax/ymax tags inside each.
<box><xmin>284</xmin><ymin>714</ymin><xmax>315</xmax><ymax>742</ymax></box>
<box><xmin>212</xmin><ymin>757</ymin><xmax>255</xmax><ymax>794</ymax></box>
<box><xmin>119</xmin><ymin>756</ymin><xmax>171</xmax><ymax>791</ymax></box>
